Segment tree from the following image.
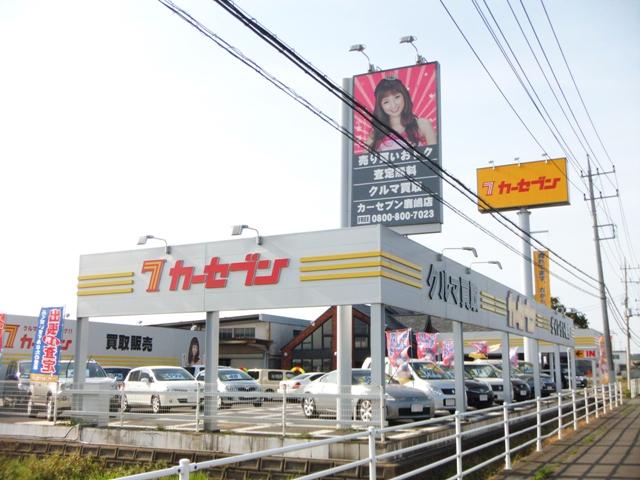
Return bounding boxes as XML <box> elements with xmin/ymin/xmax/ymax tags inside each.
<box><xmin>551</xmin><ymin>297</ymin><xmax>589</xmax><ymax>329</ymax></box>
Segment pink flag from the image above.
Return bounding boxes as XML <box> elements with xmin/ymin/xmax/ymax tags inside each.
<box><xmin>441</xmin><ymin>340</ymin><xmax>454</xmax><ymax>367</ymax></box>
<box><xmin>509</xmin><ymin>346</ymin><xmax>519</xmax><ymax>368</ymax></box>
<box><xmin>386</xmin><ymin>329</ymin><xmax>411</xmax><ymax>368</ymax></box>
<box><xmin>470</xmin><ymin>341</ymin><xmax>489</xmax><ymax>359</ymax></box>
<box><xmin>415</xmin><ymin>332</ymin><xmax>439</xmax><ymax>361</ymax></box>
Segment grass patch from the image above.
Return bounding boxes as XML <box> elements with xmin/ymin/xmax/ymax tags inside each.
<box><xmin>532</xmin><ymin>464</ymin><xmax>556</xmax><ymax>480</ymax></box>
<box><xmin>0</xmin><ymin>453</ymin><xmax>214</xmax><ymax>480</ymax></box>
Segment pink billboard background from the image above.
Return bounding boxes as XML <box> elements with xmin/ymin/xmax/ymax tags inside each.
<box><xmin>353</xmin><ymin>63</ymin><xmax>439</xmax><ymax>155</ymax></box>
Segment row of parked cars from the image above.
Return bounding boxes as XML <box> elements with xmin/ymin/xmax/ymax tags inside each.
<box><xmin>1</xmin><ymin>358</ymin><xmax>586</xmax><ymax>423</ymax></box>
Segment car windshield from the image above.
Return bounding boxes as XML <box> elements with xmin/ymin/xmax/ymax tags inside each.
<box><xmin>518</xmin><ymin>362</ymin><xmax>534</xmax><ymax>375</ymax></box>
<box><xmin>58</xmin><ymin>362</ymin><xmax>107</xmax><ymax>379</ymax></box>
<box><xmin>152</xmin><ymin>368</ymin><xmax>193</xmax><ymax>381</ymax></box>
<box><xmin>18</xmin><ymin>362</ymin><xmax>31</xmax><ymax>378</ymax></box>
<box><xmin>411</xmin><ymin>361</ymin><xmax>450</xmax><ymax>380</ymax></box>
<box><xmin>465</xmin><ymin>364</ymin><xmax>499</xmax><ymax>378</ymax></box>
<box><xmin>219</xmin><ymin>370</ymin><xmax>253</xmax><ymax>381</ymax></box>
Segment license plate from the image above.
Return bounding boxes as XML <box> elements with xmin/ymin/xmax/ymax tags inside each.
<box><xmin>411</xmin><ymin>404</ymin><xmax>423</xmax><ymax>413</ymax></box>
<box><xmin>444</xmin><ymin>399</ymin><xmax>456</xmax><ymax>406</ymax></box>
<box><xmin>520</xmin><ymin>390</ymin><xmax>527</xmax><ymax>396</ymax></box>
<box><xmin>479</xmin><ymin>394</ymin><xmax>488</xmax><ymax>401</ymax></box>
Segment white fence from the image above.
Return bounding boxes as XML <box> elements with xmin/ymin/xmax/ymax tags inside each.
<box><xmin>110</xmin><ymin>382</ymin><xmax>624</xmax><ymax>480</ymax></box>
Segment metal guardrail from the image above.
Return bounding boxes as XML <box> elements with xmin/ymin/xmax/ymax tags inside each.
<box><xmin>110</xmin><ymin>382</ymin><xmax>624</xmax><ymax>480</ymax></box>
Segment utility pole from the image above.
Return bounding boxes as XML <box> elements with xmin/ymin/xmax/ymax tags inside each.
<box><xmin>622</xmin><ymin>260</ymin><xmax>640</xmax><ymax>390</ymax></box>
<box><xmin>582</xmin><ymin>155</ymin><xmax>618</xmax><ymax>385</ymax></box>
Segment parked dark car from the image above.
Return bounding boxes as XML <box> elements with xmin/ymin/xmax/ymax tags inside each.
<box><xmin>103</xmin><ymin>367</ymin><xmax>132</xmax><ymax>389</ymax></box>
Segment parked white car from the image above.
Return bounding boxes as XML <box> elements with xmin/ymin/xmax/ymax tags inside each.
<box><xmin>196</xmin><ymin>368</ymin><xmax>263</xmax><ymax>408</ymax></box>
<box><xmin>362</xmin><ymin>357</ymin><xmax>455</xmax><ymax>413</ymax></box>
<box><xmin>27</xmin><ymin>360</ymin><xmax>117</xmax><ymax>421</ymax></box>
<box><xmin>122</xmin><ymin>366</ymin><xmax>198</xmax><ymax>413</ymax></box>
<box><xmin>277</xmin><ymin>372</ymin><xmax>324</xmax><ymax>400</ymax></box>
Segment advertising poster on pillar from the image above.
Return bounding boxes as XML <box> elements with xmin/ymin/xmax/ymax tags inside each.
<box><xmin>350</xmin><ymin>62</ymin><xmax>442</xmax><ymax>234</ymax></box>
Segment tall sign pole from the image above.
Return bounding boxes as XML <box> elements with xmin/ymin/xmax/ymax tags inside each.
<box><xmin>584</xmin><ymin>155</ymin><xmax>616</xmax><ymax>384</ymax></box>
<box><xmin>518</xmin><ymin>208</ymin><xmax>540</xmax><ymax>396</ymax></box>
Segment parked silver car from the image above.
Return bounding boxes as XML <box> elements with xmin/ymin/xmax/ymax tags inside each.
<box><xmin>28</xmin><ymin>360</ymin><xmax>117</xmax><ymax>420</ymax></box>
<box><xmin>301</xmin><ymin>369</ymin><xmax>433</xmax><ymax>422</ymax></box>
<box><xmin>196</xmin><ymin>368</ymin><xmax>262</xmax><ymax>408</ymax></box>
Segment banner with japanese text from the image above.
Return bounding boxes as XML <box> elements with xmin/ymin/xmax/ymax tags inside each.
<box><xmin>385</xmin><ymin>328</ymin><xmax>411</xmax><ymax>368</ymax></box>
<box><xmin>533</xmin><ymin>250</ymin><xmax>551</xmax><ymax>307</ymax></box>
<box><xmin>441</xmin><ymin>340</ymin><xmax>454</xmax><ymax>366</ymax></box>
<box><xmin>470</xmin><ymin>341</ymin><xmax>489</xmax><ymax>359</ymax></box>
<box><xmin>509</xmin><ymin>346</ymin><xmax>519</xmax><ymax>368</ymax></box>
<box><xmin>415</xmin><ymin>332</ymin><xmax>438</xmax><ymax>361</ymax></box>
<box><xmin>30</xmin><ymin>307</ymin><xmax>66</xmax><ymax>382</ymax></box>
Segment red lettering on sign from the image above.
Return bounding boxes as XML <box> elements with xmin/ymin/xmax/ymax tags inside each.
<box><xmin>146</xmin><ymin>253</ymin><xmax>290</xmax><ymax>292</ymax></box>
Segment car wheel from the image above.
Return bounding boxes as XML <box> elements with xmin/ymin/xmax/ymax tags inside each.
<box><xmin>302</xmin><ymin>397</ymin><xmax>317</xmax><ymax>418</ymax></box>
<box><xmin>46</xmin><ymin>395</ymin><xmax>54</xmax><ymax>421</ymax></box>
<box><xmin>358</xmin><ymin>399</ymin><xmax>373</xmax><ymax>422</ymax></box>
<box><xmin>27</xmin><ymin>395</ymin><xmax>37</xmax><ymax>418</ymax></box>
<box><xmin>122</xmin><ymin>395</ymin><xmax>130</xmax><ymax>412</ymax></box>
<box><xmin>253</xmin><ymin>401</ymin><xmax>263</xmax><ymax>408</ymax></box>
<box><xmin>151</xmin><ymin>395</ymin><xmax>162</xmax><ymax>414</ymax></box>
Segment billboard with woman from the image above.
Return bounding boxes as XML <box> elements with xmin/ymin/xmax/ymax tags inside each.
<box><xmin>347</xmin><ymin>62</ymin><xmax>442</xmax><ymax>234</ymax></box>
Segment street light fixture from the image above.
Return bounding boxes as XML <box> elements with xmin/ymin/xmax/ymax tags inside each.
<box><xmin>436</xmin><ymin>246</ymin><xmax>478</xmax><ymax>262</ymax></box>
<box><xmin>348</xmin><ymin>44</ymin><xmax>378</xmax><ymax>72</ymax></box>
<box><xmin>231</xmin><ymin>224</ymin><xmax>262</xmax><ymax>246</ymax></box>
<box><xmin>137</xmin><ymin>235</ymin><xmax>171</xmax><ymax>255</ymax></box>
<box><xmin>466</xmin><ymin>260</ymin><xmax>502</xmax><ymax>274</ymax></box>
<box><xmin>399</xmin><ymin>35</ymin><xmax>427</xmax><ymax>64</ymax></box>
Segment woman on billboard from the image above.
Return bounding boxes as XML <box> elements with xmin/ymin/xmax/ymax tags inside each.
<box><xmin>366</xmin><ymin>76</ymin><xmax>436</xmax><ymax>152</ymax></box>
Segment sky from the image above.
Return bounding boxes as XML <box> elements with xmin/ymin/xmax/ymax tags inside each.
<box><xmin>1</xmin><ymin>1</ymin><xmax>639</xmax><ymax>352</ymax></box>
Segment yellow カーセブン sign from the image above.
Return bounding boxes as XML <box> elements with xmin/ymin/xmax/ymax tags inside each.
<box><xmin>476</xmin><ymin>158</ymin><xmax>569</xmax><ymax>212</ymax></box>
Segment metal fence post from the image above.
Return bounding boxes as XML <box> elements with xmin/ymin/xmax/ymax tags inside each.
<box><xmin>557</xmin><ymin>393</ymin><xmax>563</xmax><ymax>440</ymax></box>
<box><xmin>584</xmin><ymin>388</ymin><xmax>589</xmax><ymax>424</ymax></box>
<box><xmin>195</xmin><ymin>382</ymin><xmax>200</xmax><ymax>432</ymax></box>
<box><xmin>53</xmin><ymin>383</ymin><xmax>59</xmax><ymax>424</ymax></box>
<box><xmin>594</xmin><ymin>385</ymin><xmax>599</xmax><ymax>419</ymax></box>
<box><xmin>455</xmin><ymin>411</ymin><xmax>463</xmax><ymax>477</ymax></box>
<box><xmin>608</xmin><ymin>383</ymin><xmax>613</xmax><ymax>412</ymax></box>
<box><xmin>281</xmin><ymin>385</ymin><xmax>287</xmax><ymax>437</ymax></box>
<box><xmin>368</xmin><ymin>426</ymin><xmax>377</xmax><ymax>480</ymax></box>
<box><xmin>616</xmin><ymin>382</ymin><xmax>621</xmax><ymax>407</ymax></box>
<box><xmin>503</xmin><ymin>403</ymin><xmax>511</xmax><ymax>470</ymax></box>
<box><xmin>536</xmin><ymin>397</ymin><xmax>542</xmax><ymax>452</ymax></box>
<box><xmin>119</xmin><ymin>389</ymin><xmax>125</xmax><ymax>428</ymax></box>
<box><xmin>572</xmin><ymin>389</ymin><xmax>577</xmax><ymax>430</ymax></box>
<box><xmin>601</xmin><ymin>384</ymin><xmax>607</xmax><ymax>415</ymax></box>
<box><xmin>178</xmin><ymin>458</ymin><xmax>190</xmax><ymax>480</ymax></box>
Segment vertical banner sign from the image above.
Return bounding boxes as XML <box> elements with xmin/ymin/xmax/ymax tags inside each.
<box><xmin>0</xmin><ymin>313</ymin><xmax>6</xmax><ymax>353</ymax></box>
<box><xmin>598</xmin><ymin>335</ymin><xmax>609</xmax><ymax>384</ymax></box>
<box><xmin>533</xmin><ymin>250</ymin><xmax>551</xmax><ymax>307</ymax></box>
<box><xmin>30</xmin><ymin>307</ymin><xmax>66</xmax><ymax>383</ymax></box>
<box><xmin>470</xmin><ymin>341</ymin><xmax>489</xmax><ymax>359</ymax></box>
<box><xmin>349</xmin><ymin>62</ymin><xmax>442</xmax><ymax>234</ymax></box>
<box><xmin>415</xmin><ymin>332</ymin><xmax>438</xmax><ymax>361</ymax></box>
<box><xmin>509</xmin><ymin>346</ymin><xmax>519</xmax><ymax>368</ymax></box>
<box><xmin>385</xmin><ymin>329</ymin><xmax>411</xmax><ymax>368</ymax></box>
<box><xmin>441</xmin><ymin>340</ymin><xmax>454</xmax><ymax>366</ymax></box>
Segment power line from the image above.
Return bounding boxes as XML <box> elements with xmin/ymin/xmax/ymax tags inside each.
<box><xmin>209</xmin><ymin>0</ymin><xmax>602</xmax><ymax>292</ymax></box>
<box><xmin>155</xmin><ymin>0</ymin><xmax>600</xmax><ymax>300</ymax></box>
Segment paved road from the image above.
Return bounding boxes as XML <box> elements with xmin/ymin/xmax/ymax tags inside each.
<box><xmin>501</xmin><ymin>397</ymin><xmax>640</xmax><ymax>479</ymax></box>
